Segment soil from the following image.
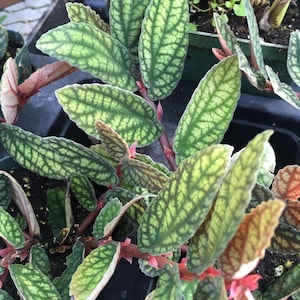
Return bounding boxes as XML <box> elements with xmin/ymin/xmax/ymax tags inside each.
<box><xmin>189</xmin><ymin>1</ymin><xmax>300</xmax><ymax>45</ymax></box>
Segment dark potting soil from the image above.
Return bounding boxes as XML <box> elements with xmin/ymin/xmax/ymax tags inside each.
<box><xmin>189</xmin><ymin>2</ymin><xmax>300</xmax><ymax>46</ymax></box>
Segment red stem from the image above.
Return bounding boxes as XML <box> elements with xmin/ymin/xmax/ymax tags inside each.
<box><xmin>137</xmin><ymin>82</ymin><xmax>178</xmax><ymax>171</ymax></box>
<box><xmin>76</xmin><ymin>194</ymin><xmax>106</xmax><ymax>236</ymax></box>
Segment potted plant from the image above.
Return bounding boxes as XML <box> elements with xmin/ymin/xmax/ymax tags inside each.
<box><xmin>185</xmin><ymin>0</ymin><xmax>299</xmax><ymax>96</ymax></box>
<box><xmin>1</xmin><ymin>1</ymin><xmax>300</xmax><ymax>299</ymax></box>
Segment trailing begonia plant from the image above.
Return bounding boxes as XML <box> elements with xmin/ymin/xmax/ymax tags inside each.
<box><xmin>0</xmin><ymin>0</ymin><xmax>300</xmax><ymax>299</ymax></box>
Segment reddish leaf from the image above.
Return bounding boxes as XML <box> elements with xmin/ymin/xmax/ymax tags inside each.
<box><xmin>219</xmin><ymin>200</ymin><xmax>285</xmax><ymax>281</ymax></box>
<box><xmin>18</xmin><ymin>61</ymin><xmax>77</xmax><ymax>103</ymax></box>
<box><xmin>282</xmin><ymin>200</ymin><xmax>300</xmax><ymax>229</ymax></box>
<box><xmin>272</xmin><ymin>165</ymin><xmax>300</xmax><ymax>201</ymax></box>
<box><xmin>0</xmin><ymin>58</ymin><xmax>20</xmax><ymax>124</ymax></box>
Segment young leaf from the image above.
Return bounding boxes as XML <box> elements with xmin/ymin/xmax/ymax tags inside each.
<box><xmin>93</xmin><ymin>198</ymin><xmax>122</xmax><ymax>239</ymax></box>
<box><xmin>30</xmin><ymin>244</ymin><xmax>51</xmax><ymax>276</ymax></box>
<box><xmin>266</xmin><ymin>65</ymin><xmax>300</xmax><ymax>109</ymax></box>
<box><xmin>47</xmin><ymin>187</ymin><xmax>69</xmax><ymax>241</ymax></box>
<box><xmin>55</xmin><ymin>84</ymin><xmax>163</xmax><ymax>147</ymax></box>
<box><xmin>110</xmin><ymin>0</ymin><xmax>150</xmax><ymax>61</ymax></box>
<box><xmin>287</xmin><ymin>31</ymin><xmax>300</xmax><ymax>87</ymax></box>
<box><xmin>193</xmin><ymin>276</ymin><xmax>227</xmax><ymax>300</ymax></box>
<box><xmin>173</xmin><ymin>55</ymin><xmax>241</xmax><ymax>163</ymax></box>
<box><xmin>0</xmin><ymin>173</ymin><xmax>12</xmax><ymax>209</ymax></box>
<box><xmin>138</xmin><ymin>144</ymin><xmax>233</xmax><ymax>255</ymax></box>
<box><xmin>70</xmin><ymin>242</ymin><xmax>121</xmax><ymax>300</ymax></box>
<box><xmin>152</xmin><ymin>265</ymin><xmax>182</xmax><ymax>300</ymax></box>
<box><xmin>9</xmin><ymin>263</ymin><xmax>62</xmax><ymax>299</ymax></box>
<box><xmin>262</xmin><ymin>260</ymin><xmax>300</xmax><ymax>299</ymax></box>
<box><xmin>187</xmin><ymin>130</ymin><xmax>273</xmax><ymax>274</ymax></box>
<box><xmin>95</xmin><ymin>120</ymin><xmax>130</xmax><ymax>161</ymax></box>
<box><xmin>213</xmin><ymin>12</ymin><xmax>238</xmax><ymax>55</ymax></box>
<box><xmin>243</xmin><ymin>0</ymin><xmax>266</xmax><ymax>76</ymax></box>
<box><xmin>282</xmin><ymin>200</ymin><xmax>300</xmax><ymax>230</ymax></box>
<box><xmin>0</xmin><ymin>206</ymin><xmax>25</xmax><ymax>249</ymax></box>
<box><xmin>121</xmin><ymin>158</ymin><xmax>169</xmax><ymax>193</ymax></box>
<box><xmin>271</xmin><ymin>165</ymin><xmax>300</xmax><ymax>201</ymax></box>
<box><xmin>271</xmin><ymin>223</ymin><xmax>300</xmax><ymax>254</ymax></box>
<box><xmin>53</xmin><ymin>242</ymin><xmax>85</xmax><ymax>300</ymax></box>
<box><xmin>0</xmin><ymin>170</ymin><xmax>40</xmax><ymax>237</ymax></box>
<box><xmin>66</xmin><ymin>3</ymin><xmax>110</xmax><ymax>33</ymax></box>
<box><xmin>70</xmin><ymin>174</ymin><xmax>97</xmax><ymax>211</ymax></box>
<box><xmin>218</xmin><ymin>200</ymin><xmax>285</xmax><ymax>281</ymax></box>
<box><xmin>0</xmin><ymin>123</ymin><xmax>118</xmax><ymax>186</ymax></box>
<box><xmin>139</xmin><ymin>0</ymin><xmax>189</xmax><ymax>100</ymax></box>
<box><xmin>0</xmin><ymin>58</ymin><xmax>19</xmax><ymax>124</ymax></box>
<box><xmin>18</xmin><ymin>61</ymin><xmax>77</xmax><ymax>103</ymax></box>
<box><xmin>36</xmin><ymin>22</ymin><xmax>137</xmax><ymax>91</ymax></box>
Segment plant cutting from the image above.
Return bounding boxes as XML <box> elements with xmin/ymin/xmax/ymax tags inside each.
<box><xmin>1</xmin><ymin>1</ymin><xmax>300</xmax><ymax>299</ymax></box>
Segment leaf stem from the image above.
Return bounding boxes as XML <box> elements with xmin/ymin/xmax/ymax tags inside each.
<box><xmin>76</xmin><ymin>194</ymin><xmax>106</xmax><ymax>236</ymax></box>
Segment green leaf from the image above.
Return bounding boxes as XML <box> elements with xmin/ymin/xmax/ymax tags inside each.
<box><xmin>47</xmin><ymin>187</ymin><xmax>68</xmax><ymax>241</ymax></box>
<box><xmin>235</xmin><ymin>45</ymin><xmax>266</xmax><ymax>90</ymax></box>
<box><xmin>53</xmin><ymin>242</ymin><xmax>85</xmax><ymax>300</ymax></box>
<box><xmin>36</xmin><ymin>22</ymin><xmax>137</xmax><ymax>91</ymax></box>
<box><xmin>135</xmin><ymin>153</ymin><xmax>172</xmax><ymax>177</ymax></box>
<box><xmin>193</xmin><ymin>276</ymin><xmax>227</xmax><ymax>300</ymax></box>
<box><xmin>56</xmin><ymin>84</ymin><xmax>163</xmax><ymax>147</ymax></box>
<box><xmin>152</xmin><ymin>264</ymin><xmax>181</xmax><ymax>300</ymax></box>
<box><xmin>271</xmin><ymin>223</ymin><xmax>300</xmax><ymax>254</ymax></box>
<box><xmin>266</xmin><ymin>65</ymin><xmax>300</xmax><ymax>109</ymax></box>
<box><xmin>173</xmin><ymin>55</ymin><xmax>241</xmax><ymax>163</ymax></box>
<box><xmin>70</xmin><ymin>242</ymin><xmax>120</xmax><ymax>300</ymax></box>
<box><xmin>181</xmin><ymin>280</ymin><xmax>198</xmax><ymax>300</ymax></box>
<box><xmin>30</xmin><ymin>244</ymin><xmax>51</xmax><ymax>276</ymax></box>
<box><xmin>247</xmin><ymin>183</ymin><xmax>274</xmax><ymax>213</ymax></box>
<box><xmin>257</xmin><ymin>141</ymin><xmax>276</xmax><ymax>187</ymax></box>
<box><xmin>139</xmin><ymin>0</ymin><xmax>189</xmax><ymax>100</ymax></box>
<box><xmin>233</xmin><ymin>1</ymin><xmax>246</xmax><ymax>17</ymax></box>
<box><xmin>262</xmin><ymin>262</ymin><xmax>300</xmax><ymax>299</ymax></box>
<box><xmin>66</xmin><ymin>3</ymin><xmax>110</xmax><ymax>33</ymax></box>
<box><xmin>9</xmin><ymin>263</ymin><xmax>61</xmax><ymax>299</ymax></box>
<box><xmin>93</xmin><ymin>198</ymin><xmax>122</xmax><ymax>239</ymax></box>
<box><xmin>70</xmin><ymin>174</ymin><xmax>97</xmax><ymax>211</ymax></box>
<box><xmin>219</xmin><ymin>200</ymin><xmax>285</xmax><ymax>281</ymax></box>
<box><xmin>121</xmin><ymin>158</ymin><xmax>169</xmax><ymax>193</ymax></box>
<box><xmin>0</xmin><ymin>24</ymin><xmax>8</xmax><ymax>60</ymax></box>
<box><xmin>287</xmin><ymin>31</ymin><xmax>300</xmax><ymax>87</ymax></box>
<box><xmin>0</xmin><ymin>123</ymin><xmax>118</xmax><ymax>186</ymax></box>
<box><xmin>110</xmin><ymin>0</ymin><xmax>150</xmax><ymax>62</ymax></box>
<box><xmin>95</xmin><ymin>120</ymin><xmax>130</xmax><ymax>161</ymax></box>
<box><xmin>138</xmin><ymin>144</ymin><xmax>233</xmax><ymax>255</ymax></box>
<box><xmin>213</xmin><ymin>13</ymin><xmax>238</xmax><ymax>54</ymax></box>
<box><xmin>0</xmin><ymin>173</ymin><xmax>12</xmax><ymax>209</ymax></box>
<box><xmin>243</xmin><ymin>0</ymin><xmax>266</xmax><ymax>76</ymax></box>
<box><xmin>0</xmin><ymin>289</ymin><xmax>13</xmax><ymax>300</ymax></box>
<box><xmin>187</xmin><ymin>130</ymin><xmax>273</xmax><ymax>273</ymax></box>
<box><xmin>0</xmin><ymin>206</ymin><xmax>25</xmax><ymax>248</ymax></box>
